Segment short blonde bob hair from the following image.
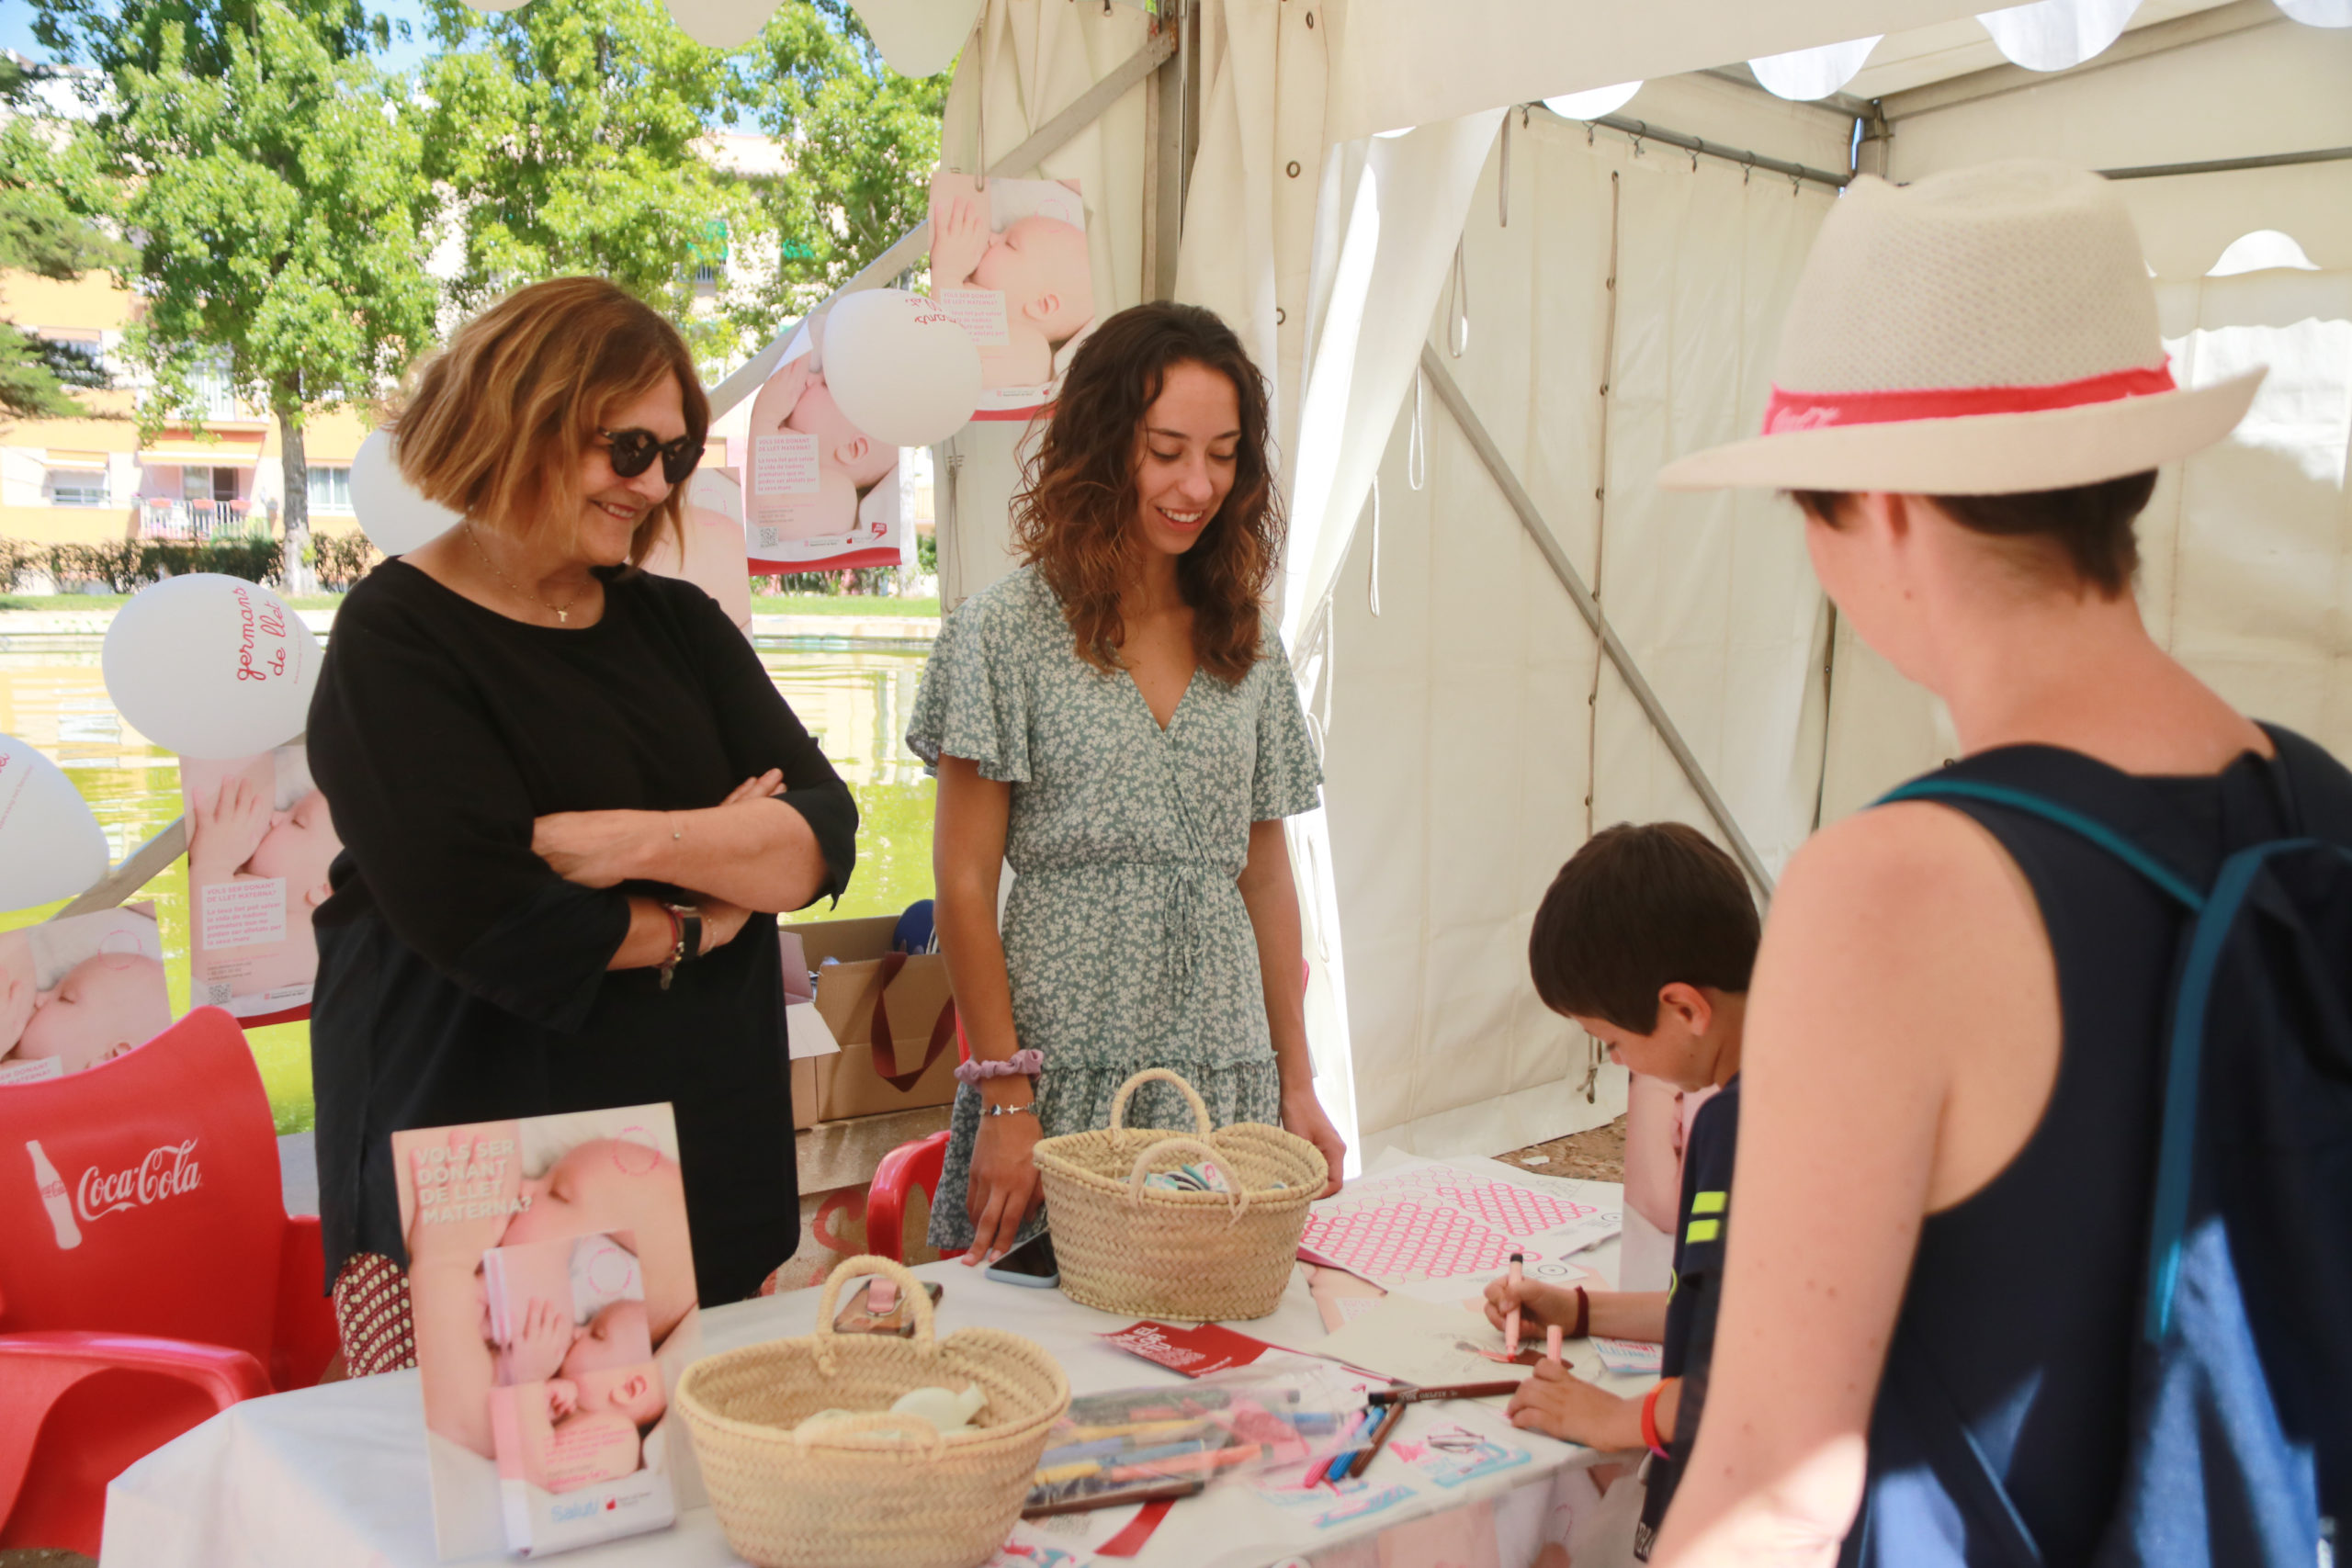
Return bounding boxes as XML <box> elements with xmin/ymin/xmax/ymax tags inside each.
<box><xmin>390</xmin><ymin>276</ymin><xmax>708</xmax><ymax>566</ymax></box>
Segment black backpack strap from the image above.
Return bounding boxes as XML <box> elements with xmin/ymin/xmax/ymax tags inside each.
<box><xmin>2257</xmin><ymin>724</ymin><xmax>2352</xmax><ymax>849</ymax></box>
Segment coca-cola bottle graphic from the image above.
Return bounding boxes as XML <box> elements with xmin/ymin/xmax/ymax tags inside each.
<box><xmin>27</xmin><ymin>1139</ymin><xmax>82</xmax><ymax>1249</ymax></box>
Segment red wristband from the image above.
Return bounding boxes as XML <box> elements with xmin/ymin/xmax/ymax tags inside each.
<box><xmin>1571</xmin><ymin>1286</ymin><xmax>1590</xmax><ymax>1340</ymax></box>
<box><xmin>1640</xmin><ymin>1380</ymin><xmax>1671</xmax><ymax>1461</ymax></box>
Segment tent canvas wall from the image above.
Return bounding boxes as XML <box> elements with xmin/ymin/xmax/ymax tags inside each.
<box><xmin>797</xmin><ymin>0</ymin><xmax>2352</xmax><ymax>1169</ymax></box>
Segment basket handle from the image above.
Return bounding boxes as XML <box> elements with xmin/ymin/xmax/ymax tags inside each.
<box><xmin>1106</xmin><ymin>1067</ymin><xmax>1216</xmax><ymax>1142</ymax></box>
<box><xmin>1124</xmin><ymin>1134</ymin><xmax>1252</xmax><ymax>1224</ymax></box>
<box><xmin>812</xmin><ymin>1254</ymin><xmax>938</xmax><ymax>1376</ymax></box>
<box><xmin>791</xmin><ymin>1411</ymin><xmax>948</xmax><ymax>1460</ymax></box>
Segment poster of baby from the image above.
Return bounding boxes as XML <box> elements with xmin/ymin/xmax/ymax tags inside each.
<box><xmin>0</xmin><ymin>901</ymin><xmax>172</xmax><ymax>1085</ymax></box>
<box><xmin>741</xmin><ymin>314</ymin><xmax>909</xmax><ymax>575</ymax></box>
<box><xmin>927</xmin><ymin>170</ymin><xmax>1097</xmax><ymax>418</ymax></box>
<box><xmin>180</xmin><ymin>742</ymin><xmax>341</xmax><ymax>1026</ymax></box>
<box><xmin>397</xmin><ymin>1103</ymin><xmax>703</xmax><ymax>1558</ymax></box>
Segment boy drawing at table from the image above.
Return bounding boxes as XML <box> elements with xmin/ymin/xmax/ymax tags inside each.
<box><xmin>1485</xmin><ymin>822</ymin><xmax>1757</xmax><ymax>1560</ymax></box>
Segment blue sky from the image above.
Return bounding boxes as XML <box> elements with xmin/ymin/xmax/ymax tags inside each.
<box><xmin>2</xmin><ymin>0</ymin><xmax>438</xmax><ymax>73</ymax></box>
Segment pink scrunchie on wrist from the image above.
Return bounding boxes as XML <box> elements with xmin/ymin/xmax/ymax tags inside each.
<box><xmin>954</xmin><ymin>1049</ymin><xmax>1043</xmax><ymax>1086</ymax></box>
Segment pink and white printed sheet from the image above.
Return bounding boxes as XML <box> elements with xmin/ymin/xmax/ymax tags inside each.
<box><xmin>1300</xmin><ymin>1156</ymin><xmax>1621</xmax><ymax>1290</ymax></box>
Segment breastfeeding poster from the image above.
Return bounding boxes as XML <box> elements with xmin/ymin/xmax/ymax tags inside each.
<box><xmin>181</xmin><ymin>741</ymin><xmax>341</xmax><ymax>1026</ymax></box>
<box><xmin>644</xmin><ymin>470</ymin><xmax>754</xmax><ymax>635</ymax></box>
<box><xmin>926</xmin><ymin>171</ymin><xmax>1097</xmax><ymax>419</ymax></box>
<box><xmin>0</xmin><ymin>901</ymin><xmax>172</xmax><ymax>1085</ymax></box>
<box><xmin>741</xmin><ymin>315</ymin><xmax>908</xmax><ymax>574</ymax></box>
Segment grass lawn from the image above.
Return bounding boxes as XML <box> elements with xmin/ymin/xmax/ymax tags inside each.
<box><xmin>2</xmin><ymin>592</ymin><xmax>937</xmax><ymax>618</ymax></box>
<box><xmin>752</xmin><ymin>594</ymin><xmax>937</xmax><ymax>618</ymax></box>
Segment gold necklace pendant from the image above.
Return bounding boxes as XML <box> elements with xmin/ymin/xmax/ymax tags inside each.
<box><xmin>556</xmin><ymin>606</ymin><xmax>569</xmax><ymax>625</ymax></box>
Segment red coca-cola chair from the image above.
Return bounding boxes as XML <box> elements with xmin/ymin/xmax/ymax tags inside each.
<box><xmin>0</xmin><ymin>1006</ymin><xmax>337</xmax><ymax>1555</ymax></box>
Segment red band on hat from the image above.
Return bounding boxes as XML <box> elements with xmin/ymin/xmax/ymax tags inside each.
<box><xmin>1764</xmin><ymin>364</ymin><xmax>2177</xmax><ymax>434</ymax></box>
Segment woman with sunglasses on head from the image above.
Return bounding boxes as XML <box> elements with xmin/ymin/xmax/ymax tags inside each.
<box><xmin>305</xmin><ymin>277</ymin><xmax>855</xmax><ymax>1374</ymax></box>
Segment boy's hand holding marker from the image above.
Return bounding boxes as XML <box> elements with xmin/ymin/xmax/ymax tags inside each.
<box><xmin>1481</xmin><ymin>1272</ymin><xmax>1679</xmax><ymax>1450</ymax></box>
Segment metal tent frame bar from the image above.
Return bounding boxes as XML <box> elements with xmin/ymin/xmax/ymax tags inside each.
<box><xmin>1582</xmin><ymin>112</ymin><xmax>1852</xmax><ymax>191</ymax></box>
<box><xmin>1417</xmin><ymin>346</ymin><xmax>1776</xmax><ymax>902</ymax></box>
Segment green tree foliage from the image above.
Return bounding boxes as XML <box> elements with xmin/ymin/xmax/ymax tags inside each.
<box><xmin>416</xmin><ymin>0</ymin><xmax>767</xmax><ymax>364</ymax></box>
<box><xmin>35</xmin><ymin>0</ymin><xmax>440</xmax><ymax>592</ymax></box>
<box><xmin>0</xmin><ymin>57</ymin><xmax>130</xmax><ymax>423</ymax></box>
<box><xmin>742</xmin><ymin>0</ymin><xmax>947</xmax><ymax>321</ymax></box>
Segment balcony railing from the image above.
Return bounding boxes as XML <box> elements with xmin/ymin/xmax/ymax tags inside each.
<box><xmin>139</xmin><ymin>500</ymin><xmax>263</xmax><ymax>542</ymax></box>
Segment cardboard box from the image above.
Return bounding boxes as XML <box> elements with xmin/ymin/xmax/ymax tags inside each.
<box><xmin>786</xmin><ymin>916</ymin><xmax>960</xmax><ymax>1122</ymax></box>
<box><xmin>786</xmin><ymin>1000</ymin><xmax>839</xmax><ymax>1131</ymax></box>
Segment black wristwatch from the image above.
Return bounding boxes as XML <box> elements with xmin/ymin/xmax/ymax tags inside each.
<box><xmin>658</xmin><ymin>903</ymin><xmax>705</xmax><ymax>991</ymax></box>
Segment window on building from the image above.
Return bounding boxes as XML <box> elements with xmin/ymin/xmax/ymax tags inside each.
<box><xmin>38</xmin><ymin>333</ymin><xmax>107</xmax><ymax>389</ymax></box>
<box><xmin>309</xmin><ymin>465</ymin><xmax>353</xmax><ymax>512</ymax></box>
<box><xmin>188</xmin><ymin>361</ymin><xmax>240</xmax><ymax>420</ymax></box>
<box><xmin>44</xmin><ymin>466</ymin><xmax>108</xmax><ymax>506</ymax></box>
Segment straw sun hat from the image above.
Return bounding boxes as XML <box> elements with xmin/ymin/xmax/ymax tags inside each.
<box><xmin>1658</xmin><ymin>159</ymin><xmax>2262</xmax><ymax>496</ymax></box>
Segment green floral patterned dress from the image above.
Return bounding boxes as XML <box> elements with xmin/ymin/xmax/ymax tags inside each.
<box><xmin>907</xmin><ymin>566</ymin><xmax>1325</xmax><ymax>1252</ymax></box>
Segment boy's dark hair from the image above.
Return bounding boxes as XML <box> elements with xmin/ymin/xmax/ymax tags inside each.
<box><xmin>1790</xmin><ymin>469</ymin><xmax>2158</xmax><ymax>598</ymax></box>
<box><xmin>1529</xmin><ymin>822</ymin><xmax>1760</xmax><ymax>1032</ymax></box>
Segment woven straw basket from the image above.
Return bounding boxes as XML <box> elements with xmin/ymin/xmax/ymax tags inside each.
<box><xmin>1032</xmin><ymin>1066</ymin><xmax>1327</xmax><ymax>1321</ymax></box>
<box><xmin>675</xmin><ymin>1255</ymin><xmax>1070</xmax><ymax>1568</ymax></box>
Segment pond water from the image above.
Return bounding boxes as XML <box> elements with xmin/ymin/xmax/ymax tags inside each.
<box><xmin>0</xmin><ymin>632</ymin><xmax>939</xmax><ymax>1132</ymax></box>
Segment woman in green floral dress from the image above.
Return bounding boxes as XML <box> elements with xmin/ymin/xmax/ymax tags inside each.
<box><xmin>909</xmin><ymin>302</ymin><xmax>1348</xmax><ymax>1264</ymax></box>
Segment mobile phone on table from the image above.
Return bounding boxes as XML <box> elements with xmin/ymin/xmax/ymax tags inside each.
<box><xmin>984</xmin><ymin>1229</ymin><xmax>1058</xmax><ymax>1289</ymax></box>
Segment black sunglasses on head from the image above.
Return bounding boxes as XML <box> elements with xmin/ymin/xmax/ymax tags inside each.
<box><xmin>598</xmin><ymin>426</ymin><xmax>703</xmax><ymax>485</ymax></box>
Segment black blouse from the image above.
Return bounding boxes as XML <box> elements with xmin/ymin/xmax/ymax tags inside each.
<box><xmin>306</xmin><ymin>559</ymin><xmax>855</xmax><ymax>1304</ymax></box>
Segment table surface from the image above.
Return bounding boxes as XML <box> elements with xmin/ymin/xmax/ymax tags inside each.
<box><xmin>102</xmin><ymin>1195</ymin><xmax>1639</xmax><ymax>1568</ymax></box>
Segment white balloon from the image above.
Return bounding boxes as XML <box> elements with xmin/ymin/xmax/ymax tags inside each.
<box><xmin>103</xmin><ymin>576</ymin><xmax>322</xmax><ymax>761</ymax></box>
<box><xmin>1747</xmin><ymin>37</ymin><xmax>1881</xmax><ymax>101</ymax></box>
<box><xmin>1542</xmin><ymin>82</ymin><xmax>1643</xmax><ymax>121</ymax></box>
<box><xmin>849</xmin><ymin>0</ymin><xmax>982</xmax><ymax>78</ymax></box>
<box><xmin>1976</xmin><ymin>0</ymin><xmax>2134</xmax><ymax>72</ymax></box>
<box><xmin>0</xmin><ymin>733</ymin><xmax>109</xmax><ymax>911</ymax></box>
<box><xmin>350</xmin><ymin>429</ymin><xmax>461</xmax><ymax>557</ymax></box>
<box><xmin>665</xmin><ymin>0</ymin><xmax>782</xmax><ymax>49</ymax></box>
<box><xmin>2276</xmin><ymin>0</ymin><xmax>2352</xmax><ymax>26</ymax></box>
<box><xmin>820</xmin><ymin>289</ymin><xmax>983</xmax><ymax>448</ymax></box>
<box><xmin>458</xmin><ymin>0</ymin><xmax>531</xmax><ymax>11</ymax></box>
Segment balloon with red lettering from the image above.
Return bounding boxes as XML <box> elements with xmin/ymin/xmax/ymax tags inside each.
<box><xmin>0</xmin><ymin>732</ymin><xmax>109</xmax><ymax>910</ymax></box>
<box><xmin>818</xmin><ymin>288</ymin><xmax>983</xmax><ymax>448</ymax></box>
<box><xmin>102</xmin><ymin>575</ymin><xmax>321</xmax><ymax>759</ymax></box>
<box><xmin>349</xmin><ymin>428</ymin><xmax>460</xmax><ymax>556</ymax></box>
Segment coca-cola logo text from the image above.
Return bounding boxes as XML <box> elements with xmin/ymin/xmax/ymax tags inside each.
<box><xmin>76</xmin><ymin>1138</ymin><xmax>202</xmax><ymax>1220</ymax></box>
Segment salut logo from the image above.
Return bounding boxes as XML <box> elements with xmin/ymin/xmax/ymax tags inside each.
<box><xmin>25</xmin><ymin>1136</ymin><xmax>202</xmax><ymax>1249</ymax></box>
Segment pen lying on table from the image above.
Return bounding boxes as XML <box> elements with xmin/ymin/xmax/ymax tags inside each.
<box><xmin>1370</xmin><ymin>1380</ymin><xmax>1524</xmax><ymax>1405</ymax></box>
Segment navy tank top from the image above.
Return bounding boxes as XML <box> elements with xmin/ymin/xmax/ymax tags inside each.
<box><xmin>1841</xmin><ymin>726</ymin><xmax>2352</xmax><ymax>1567</ymax></box>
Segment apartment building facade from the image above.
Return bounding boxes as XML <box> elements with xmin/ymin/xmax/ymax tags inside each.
<box><xmin>0</xmin><ymin>268</ymin><xmax>369</xmax><ymax>550</ymax></box>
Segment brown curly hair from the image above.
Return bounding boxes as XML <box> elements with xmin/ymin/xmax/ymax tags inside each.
<box><xmin>1011</xmin><ymin>302</ymin><xmax>1282</xmax><ymax>684</ymax></box>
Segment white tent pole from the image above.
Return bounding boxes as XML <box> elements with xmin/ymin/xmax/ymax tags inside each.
<box><xmin>1418</xmin><ymin>345</ymin><xmax>1777</xmax><ymax>901</ymax></box>
<box><xmin>706</xmin><ymin>27</ymin><xmax>1180</xmax><ymax>422</ymax></box>
<box><xmin>49</xmin><ymin>818</ymin><xmax>190</xmax><ymax>922</ymax></box>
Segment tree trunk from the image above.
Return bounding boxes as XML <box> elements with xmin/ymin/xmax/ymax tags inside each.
<box><xmin>277</xmin><ymin>387</ymin><xmax>316</xmax><ymax>596</ymax></box>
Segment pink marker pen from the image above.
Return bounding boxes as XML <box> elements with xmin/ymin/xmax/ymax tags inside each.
<box><xmin>1546</xmin><ymin>1323</ymin><xmax>1564</xmax><ymax>1367</ymax></box>
<box><xmin>1505</xmin><ymin>1251</ymin><xmax>1525</xmax><ymax>1359</ymax></box>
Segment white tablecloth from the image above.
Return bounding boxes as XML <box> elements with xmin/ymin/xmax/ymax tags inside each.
<box><xmin>100</xmin><ymin>1249</ymin><xmax>1642</xmax><ymax>1568</ymax></box>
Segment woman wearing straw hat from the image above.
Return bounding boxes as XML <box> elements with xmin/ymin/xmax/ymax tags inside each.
<box><xmin>1641</xmin><ymin>162</ymin><xmax>2352</xmax><ymax>1564</ymax></box>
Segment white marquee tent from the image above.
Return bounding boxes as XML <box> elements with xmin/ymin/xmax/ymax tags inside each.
<box><xmin>718</xmin><ymin>0</ymin><xmax>2352</xmax><ymax>1172</ymax></box>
